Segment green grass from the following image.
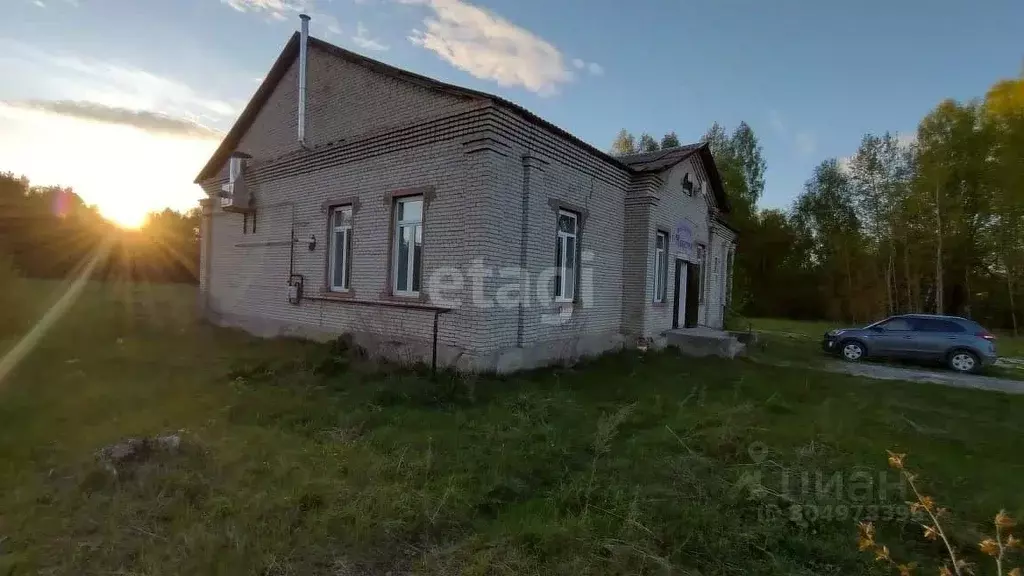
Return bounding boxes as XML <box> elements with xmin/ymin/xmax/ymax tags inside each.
<box><xmin>745</xmin><ymin>317</ymin><xmax>847</xmax><ymax>339</ymax></box>
<box><xmin>1</xmin><ymin>283</ymin><xmax>1023</xmax><ymax>575</ymax></box>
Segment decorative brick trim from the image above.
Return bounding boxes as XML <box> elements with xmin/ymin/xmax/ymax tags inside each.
<box><xmin>547</xmin><ymin>199</ymin><xmax>588</xmax><ymax>305</ymax></box>
<box><xmin>321</xmin><ymin>196</ymin><xmax>361</xmax><ymax>213</ymax></box>
<box><xmin>462</xmin><ymin>131</ymin><xmax>512</xmax><ymax>157</ymax></box>
<box><xmin>522</xmin><ymin>153</ymin><xmax>549</xmax><ymax>171</ymax></box>
<box><xmin>377</xmin><ymin>289</ymin><xmax>429</xmax><ymax>304</ymax></box>
<box><xmin>625</xmin><ymin>196</ymin><xmax>659</xmax><ymax>208</ymax></box>
<box><xmin>547</xmin><ymin>198</ymin><xmax>590</xmax><ymax>226</ymax></box>
<box><xmin>382</xmin><ymin>185</ymin><xmax>435</xmax><ymax>205</ymax></box>
<box><xmin>381</xmin><ymin>188</ymin><xmax>432</xmax><ymax>300</ymax></box>
<box><xmin>323</xmin><ymin>203</ymin><xmax>357</xmax><ymax>294</ymax></box>
<box><xmin>318</xmin><ymin>289</ymin><xmax>358</xmax><ymax>300</ymax></box>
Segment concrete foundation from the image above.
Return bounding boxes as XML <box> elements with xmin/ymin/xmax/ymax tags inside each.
<box><xmin>209</xmin><ymin>310</ymin><xmax>625</xmax><ymax>373</ymax></box>
<box><xmin>665</xmin><ymin>327</ymin><xmax>746</xmax><ymax>359</ymax></box>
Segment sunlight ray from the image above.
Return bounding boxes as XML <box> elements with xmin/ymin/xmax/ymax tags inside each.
<box><xmin>0</xmin><ymin>238</ymin><xmax>113</xmax><ymax>387</ymax></box>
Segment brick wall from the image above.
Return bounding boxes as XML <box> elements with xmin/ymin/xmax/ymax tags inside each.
<box><xmin>639</xmin><ymin>156</ymin><xmax>727</xmax><ymax>334</ymax></box>
<box><xmin>198</xmin><ymin>44</ymin><xmax>633</xmax><ymax>369</ymax></box>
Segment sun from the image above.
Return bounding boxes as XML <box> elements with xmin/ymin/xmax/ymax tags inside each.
<box><xmin>100</xmin><ymin>204</ymin><xmax>148</xmax><ymax>229</ymax></box>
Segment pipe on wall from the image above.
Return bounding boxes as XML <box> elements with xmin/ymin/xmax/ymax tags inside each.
<box><xmin>298</xmin><ymin>14</ymin><xmax>310</xmax><ymax>147</ymax></box>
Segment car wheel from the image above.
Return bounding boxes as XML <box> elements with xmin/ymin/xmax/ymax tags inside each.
<box><xmin>840</xmin><ymin>340</ymin><xmax>865</xmax><ymax>362</ymax></box>
<box><xmin>948</xmin><ymin>349</ymin><xmax>980</xmax><ymax>374</ymax></box>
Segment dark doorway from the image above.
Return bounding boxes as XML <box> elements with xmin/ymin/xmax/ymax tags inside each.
<box><xmin>672</xmin><ymin>259</ymin><xmax>683</xmax><ymax>329</ymax></box>
<box><xmin>685</xmin><ymin>262</ymin><xmax>700</xmax><ymax>328</ymax></box>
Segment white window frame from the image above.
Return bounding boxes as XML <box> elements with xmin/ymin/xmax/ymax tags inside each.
<box><xmin>328</xmin><ymin>206</ymin><xmax>352</xmax><ymax>292</ymax></box>
<box><xmin>654</xmin><ymin>231</ymin><xmax>668</xmax><ymax>303</ymax></box>
<box><xmin>554</xmin><ymin>209</ymin><xmax>579</xmax><ymax>303</ymax></box>
<box><xmin>392</xmin><ymin>195</ymin><xmax>423</xmax><ymax>296</ymax></box>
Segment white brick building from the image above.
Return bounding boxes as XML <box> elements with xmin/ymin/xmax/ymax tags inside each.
<box><xmin>195</xmin><ymin>30</ymin><xmax>737</xmax><ymax>372</ymax></box>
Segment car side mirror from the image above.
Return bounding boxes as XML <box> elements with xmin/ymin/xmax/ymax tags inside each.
<box><xmin>869</xmin><ymin>326</ymin><xmax>883</xmax><ymax>333</ymax></box>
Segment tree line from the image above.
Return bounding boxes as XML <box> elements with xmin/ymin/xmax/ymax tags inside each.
<box><xmin>611</xmin><ymin>72</ymin><xmax>1024</xmax><ymax>332</ymax></box>
<box><xmin>0</xmin><ymin>172</ymin><xmax>201</xmax><ymax>284</ymax></box>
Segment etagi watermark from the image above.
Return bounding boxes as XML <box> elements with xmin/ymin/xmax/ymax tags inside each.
<box><xmin>735</xmin><ymin>442</ymin><xmax>923</xmax><ymax>525</ymax></box>
<box><xmin>424</xmin><ymin>252</ymin><xmax>595</xmax><ymax>325</ymax></box>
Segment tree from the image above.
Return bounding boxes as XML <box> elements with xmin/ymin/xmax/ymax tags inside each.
<box><xmin>983</xmin><ymin>74</ymin><xmax>1024</xmax><ymax>333</ymax></box>
<box><xmin>847</xmin><ymin>132</ymin><xmax>913</xmax><ymax>315</ymax></box>
<box><xmin>661</xmin><ymin>131</ymin><xmax>681</xmax><ymax>149</ymax></box>
<box><xmin>792</xmin><ymin>159</ymin><xmax>867</xmax><ymax>321</ymax></box>
<box><xmin>914</xmin><ymin>101</ymin><xmax>991</xmax><ymax>316</ymax></box>
<box><xmin>639</xmin><ymin>133</ymin><xmax>659</xmax><ymax>152</ymax></box>
<box><xmin>730</xmin><ymin>122</ymin><xmax>766</xmax><ymax>206</ymax></box>
<box><xmin>611</xmin><ymin>129</ymin><xmax>638</xmax><ymax>155</ymax></box>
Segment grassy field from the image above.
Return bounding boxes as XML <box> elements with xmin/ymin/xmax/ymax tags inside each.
<box><xmin>1</xmin><ymin>282</ymin><xmax>1023</xmax><ymax>575</ymax></box>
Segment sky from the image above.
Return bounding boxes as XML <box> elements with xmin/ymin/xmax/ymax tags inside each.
<box><xmin>1</xmin><ymin>0</ymin><xmax>1021</xmax><ymax>227</ymax></box>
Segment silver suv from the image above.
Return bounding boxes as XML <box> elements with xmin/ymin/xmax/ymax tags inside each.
<box><xmin>822</xmin><ymin>314</ymin><xmax>998</xmax><ymax>373</ymax></box>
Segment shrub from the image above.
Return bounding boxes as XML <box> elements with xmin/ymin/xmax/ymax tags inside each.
<box><xmin>857</xmin><ymin>451</ymin><xmax>1022</xmax><ymax>576</ymax></box>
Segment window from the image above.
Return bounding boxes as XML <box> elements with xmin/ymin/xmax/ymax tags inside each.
<box><xmin>876</xmin><ymin>317</ymin><xmax>913</xmax><ymax>331</ymax></box>
<box><xmin>554</xmin><ymin>209</ymin><xmax>578</xmax><ymax>302</ymax></box>
<box><xmin>392</xmin><ymin>196</ymin><xmax>423</xmax><ymax>295</ymax></box>
<box><xmin>682</xmin><ymin>173</ymin><xmax>694</xmax><ymax>196</ymax></box>
<box><xmin>911</xmin><ymin>318</ymin><xmax>964</xmax><ymax>333</ymax></box>
<box><xmin>328</xmin><ymin>206</ymin><xmax>352</xmax><ymax>291</ymax></box>
<box><xmin>654</xmin><ymin>232</ymin><xmax>668</xmax><ymax>303</ymax></box>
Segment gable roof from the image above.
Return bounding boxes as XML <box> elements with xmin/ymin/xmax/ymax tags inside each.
<box><xmin>617</xmin><ymin>144</ymin><xmax>731</xmax><ymax>211</ymax></box>
<box><xmin>194</xmin><ymin>33</ymin><xmax>730</xmax><ymax>214</ymax></box>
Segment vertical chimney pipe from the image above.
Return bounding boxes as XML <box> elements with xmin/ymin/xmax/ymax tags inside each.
<box><xmin>298</xmin><ymin>14</ymin><xmax>310</xmax><ymax>147</ymax></box>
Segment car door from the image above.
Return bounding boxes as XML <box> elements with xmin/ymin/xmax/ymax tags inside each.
<box><xmin>903</xmin><ymin>318</ymin><xmax>951</xmax><ymax>361</ymax></box>
<box><xmin>909</xmin><ymin>317</ymin><xmax>962</xmax><ymax>358</ymax></box>
<box><xmin>867</xmin><ymin>317</ymin><xmax>915</xmax><ymax>358</ymax></box>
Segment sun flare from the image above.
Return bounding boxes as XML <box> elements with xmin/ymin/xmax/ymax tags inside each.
<box><xmin>0</xmin><ymin>103</ymin><xmax>219</xmax><ymax>228</ymax></box>
<box><xmin>99</xmin><ymin>204</ymin><xmax>149</xmax><ymax>229</ymax></box>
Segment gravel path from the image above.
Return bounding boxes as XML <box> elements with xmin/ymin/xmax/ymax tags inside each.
<box><xmin>825</xmin><ymin>361</ymin><xmax>1024</xmax><ymax>395</ymax></box>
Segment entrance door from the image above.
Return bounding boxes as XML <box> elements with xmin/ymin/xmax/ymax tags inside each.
<box><xmin>684</xmin><ymin>262</ymin><xmax>700</xmax><ymax>328</ymax></box>
<box><xmin>672</xmin><ymin>259</ymin><xmax>686</xmax><ymax>329</ymax></box>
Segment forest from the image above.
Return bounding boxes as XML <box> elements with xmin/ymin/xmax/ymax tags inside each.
<box><xmin>0</xmin><ymin>172</ymin><xmax>200</xmax><ymax>285</ymax></box>
<box><xmin>613</xmin><ymin>72</ymin><xmax>1024</xmax><ymax>332</ymax></box>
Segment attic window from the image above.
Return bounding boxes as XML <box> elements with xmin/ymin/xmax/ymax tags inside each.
<box><xmin>682</xmin><ymin>174</ymin><xmax>694</xmax><ymax>196</ymax></box>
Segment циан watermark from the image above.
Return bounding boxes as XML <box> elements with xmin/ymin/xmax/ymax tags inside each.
<box><xmin>733</xmin><ymin>442</ymin><xmax>926</xmax><ymax>526</ymax></box>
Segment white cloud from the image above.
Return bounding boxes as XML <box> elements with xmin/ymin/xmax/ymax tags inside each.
<box><xmin>43</xmin><ymin>53</ymin><xmax>238</xmax><ymax>123</ymax></box>
<box><xmin>219</xmin><ymin>0</ymin><xmax>342</xmax><ymax>36</ymax></box>
<box><xmin>0</xmin><ymin>102</ymin><xmax>217</xmax><ymax>226</ymax></box>
<box><xmin>571</xmin><ymin>58</ymin><xmax>603</xmax><ymax>76</ymax></box>
<box><xmin>795</xmin><ymin>131</ymin><xmax>816</xmax><ymax>157</ymax></box>
<box><xmin>222</xmin><ymin>0</ymin><xmax>307</xmax><ymax>17</ymax></box>
<box><xmin>352</xmin><ymin>22</ymin><xmax>389</xmax><ymax>51</ymax></box>
<box><xmin>405</xmin><ymin>0</ymin><xmax>574</xmax><ymax>95</ymax></box>
<box><xmin>769</xmin><ymin>109</ymin><xmax>816</xmax><ymax>157</ymax></box>
<box><xmin>33</xmin><ymin>0</ymin><xmax>45</xmax><ymax>7</ymax></box>
<box><xmin>6</xmin><ymin>100</ymin><xmax>224</xmax><ymax>139</ymax></box>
